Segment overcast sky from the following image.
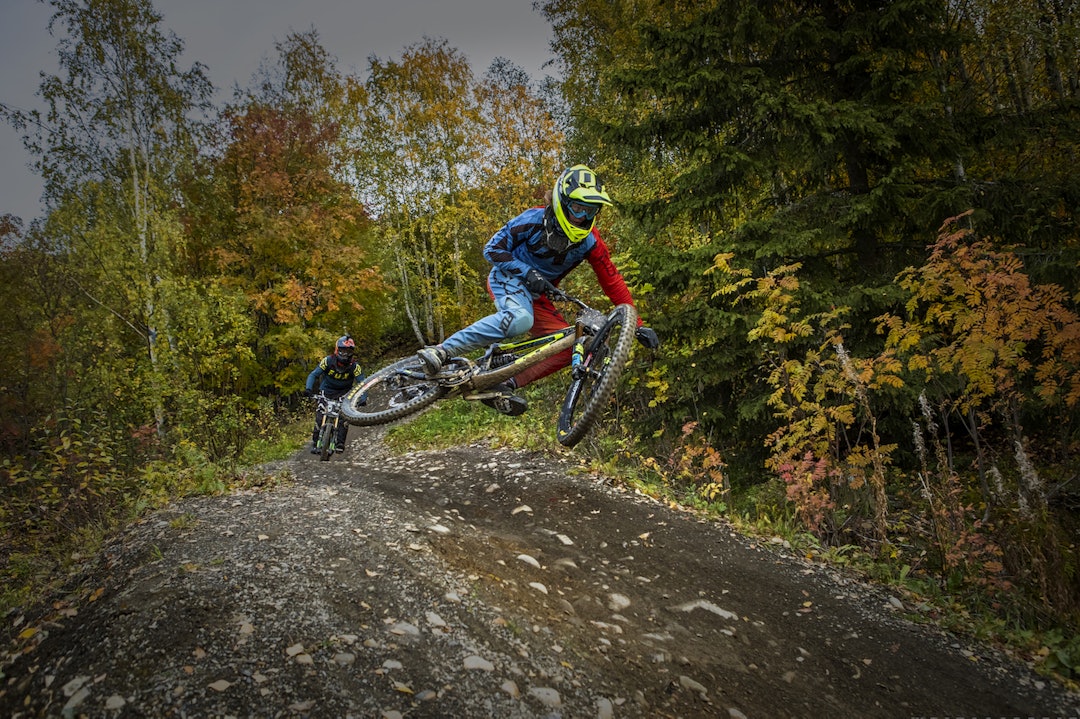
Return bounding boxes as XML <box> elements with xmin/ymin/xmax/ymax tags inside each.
<box><xmin>1</xmin><ymin>0</ymin><xmax>556</xmax><ymax>223</ymax></box>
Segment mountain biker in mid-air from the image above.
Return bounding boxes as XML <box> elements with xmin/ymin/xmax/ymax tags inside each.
<box><xmin>416</xmin><ymin>164</ymin><xmax>659</xmax><ymax>416</ymax></box>
<box><xmin>305</xmin><ymin>335</ymin><xmax>364</xmax><ymax>453</ymax></box>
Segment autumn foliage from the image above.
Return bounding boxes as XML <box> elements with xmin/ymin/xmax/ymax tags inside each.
<box><xmin>708</xmin><ymin>214</ymin><xmax>1080</xmax><ymax>631</ymax></box>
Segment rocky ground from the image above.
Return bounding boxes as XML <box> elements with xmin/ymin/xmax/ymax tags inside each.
<box><xmin>2</xmin><ymin>426</ymin><xmax>1078</xmax><ymax>718</ymax></box>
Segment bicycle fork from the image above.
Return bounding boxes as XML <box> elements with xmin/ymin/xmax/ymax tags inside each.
<box><xmin>572</xmin><ymin>321</ymin><xmax>597</xmax><ymax>380</ymax></box>
<box><xmin>571</xmin><ymin>323</ymin><xmax>585</xmax><ymax>376</ymax></box>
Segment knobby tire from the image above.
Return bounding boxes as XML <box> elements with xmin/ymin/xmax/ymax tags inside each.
<box><xmin>556</xmin><ymin>304</ymin><xmax>638</xmax><ymax>448</ymax></box>
<box><xmin>341</xmin><ymin>356</ymin><xmax>446</xmax><ymax>426</ymax></box>
<box><xmin>318</xmin><ymin>420</ymin><xmax>333</xmax><ymax>461</ymax></box>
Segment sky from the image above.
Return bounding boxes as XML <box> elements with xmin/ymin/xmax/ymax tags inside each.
<box><xmin>0</xmin><ymin>0</ymin><xmax>556</xmax><ymax>223</ymax></box>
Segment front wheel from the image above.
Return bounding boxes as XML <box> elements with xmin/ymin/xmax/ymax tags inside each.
<box><xmin>318</xmin><ymin>420</ymin><xmax>333</xmax><ymax>461</ymax></box>
<box><xmin>341</xmin><ymin>356</ymin><xmax>446</xmax><ymax>426</ymax></box>
<box><xmin>556</xmin><ymin>304</ymin><xmax>638</xmax><ymax>448</ymax></box>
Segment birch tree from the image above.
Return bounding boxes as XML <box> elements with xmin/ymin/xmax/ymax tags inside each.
<box><xmin>6</xmin><ymin>0</ymin><xmax>212</xmax><ymax>432</ymax></box>
<box><xmin>352</xmin><ymin>41</ymin><xmax>561</xmax><ymax>346</ymax></box>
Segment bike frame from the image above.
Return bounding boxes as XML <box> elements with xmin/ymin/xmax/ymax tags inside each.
<box><xmin>444</xmin><ymin>330</ymin><xmax>576</xmax><ymax>399</ymax></box>
<box><xmin>340</xmin><ymin>291</ymin><xmax>637</xmax><ymax>441</ymax></box>
<box><xmin>403</xmin><ymin>303</ymin><xmax>606</xmax><ymax>403</ymax></box>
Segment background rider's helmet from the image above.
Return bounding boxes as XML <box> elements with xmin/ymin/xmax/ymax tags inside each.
<box><xmin>551</xmin><ymin>165</ymin><xmax>613</xmax><ymax>244</ymax></box>
<box><xmin>335</xmin><ymin>335</ymin><xmax>355</xmax><ymax>362</ymax></box>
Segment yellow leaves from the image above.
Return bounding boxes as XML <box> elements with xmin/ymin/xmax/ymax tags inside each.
<box><xmin>708</xmin><ymin>252</ymin><xmax>755</xmax><ymax>298</ymax></box>
<box><xmin>274</xmin><ymin>278</ymin><xmax>318</xmax><ymax>324</ymax></box>
<box><xmin>708</xmin><ymin>252</ymin><xmax>737</xmax><ymax>273</ymax></box>
<box><xmin>888</xmin><ymin>221</ymin><xmax>1080</xmax><ymax>414</ymax></box>
<box><xmin>644</xmin><ymin>365</ymin><xmax>670</xmax><ymax>407</ymax></box>
<box><xmin>906</xmin><ymin>354</ymin><xmax>930</xmax><ymax>372</ymax></box>
<box><xmin>876</xmin><ymin>374</ymin><xmax>905</xmax><ymax>390</ymax></box>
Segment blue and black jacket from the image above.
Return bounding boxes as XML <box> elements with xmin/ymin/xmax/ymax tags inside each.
<box><xmin>306</xmin><ymin>355</ymin><xmax>363</xmax><ymax>394</ymax></box>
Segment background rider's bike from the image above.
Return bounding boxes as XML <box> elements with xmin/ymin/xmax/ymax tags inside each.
<box><xmin>313</xmin><ymin>393</ymin><xmax>344</xmax><ymax>461</ymax></box>
<box><xmin>339</xmin><ymin>290</ymin><xmax>637</xmax><ymax>448</ymax></box>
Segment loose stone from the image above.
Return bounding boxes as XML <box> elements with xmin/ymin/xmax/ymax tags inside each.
<box><xmin>679</xmin><ymin>675</ymin><xmax>708</xmax><ymax>697</ymax></box>
<box><xmin>528</xmin><ymin>687</ymin><xmax>562</xmax><ymax>708</ymax></box>
<box><xmin>517</xmin><ymin>554</ymin><xmax>542</xmax><ymax>569</ymax></box>
<box><xmin>463</xmin><ymin>655</ymin><xmax>495</xmax><ymax>671</ymax></box>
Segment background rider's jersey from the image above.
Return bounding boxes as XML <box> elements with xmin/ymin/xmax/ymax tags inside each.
<box><xmin>306</xmin><ymin>356</ymin><xmax>363</xmax><ymax>393</ymax></box>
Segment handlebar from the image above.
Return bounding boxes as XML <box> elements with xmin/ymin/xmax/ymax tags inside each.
<box><xmin>545</xmin><ymin>286</ymin><xmax>588</xmax><ymax>310</ymax></box>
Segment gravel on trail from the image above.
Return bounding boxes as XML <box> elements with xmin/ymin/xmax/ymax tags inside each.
<box><xmin>2</xmin><ymin>426</ymin><xmax>1078</xmax><ymax>718</ymax></box>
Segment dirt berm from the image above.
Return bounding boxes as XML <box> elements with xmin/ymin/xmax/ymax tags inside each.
<box><xmin>2</xmin><ymin>427</ymin><xmax>1078</xmax><ymax>718</ymax></box>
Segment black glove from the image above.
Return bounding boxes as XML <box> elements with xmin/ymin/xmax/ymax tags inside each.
<box><xmin>635</xmin><ymin>326</ymin><xmax>660</xmax><ymax>349</ymax></box>
<box><xmin>524</xmin><ymin>269</ymin><xmax>556</xmax><ymax>296</ymax></box>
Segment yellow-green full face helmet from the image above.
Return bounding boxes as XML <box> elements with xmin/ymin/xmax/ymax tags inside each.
<box><xmin>552</xmin><ymin>165</ymin><xmax>613</xmax><ymax>243</ymax></box>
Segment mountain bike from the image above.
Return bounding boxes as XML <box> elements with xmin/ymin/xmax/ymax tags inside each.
<box><xmin>313</xmin><ymin>393</ymin><xmax>345</xmax><ymax>461</ymax></box>
<box><xmin>339</xmin><ymin>290</ymin><xmax>638</xmax><ymax>448</ymax></box>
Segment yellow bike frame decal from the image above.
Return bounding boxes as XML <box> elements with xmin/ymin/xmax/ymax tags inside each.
<box><xmin>496</xmin><ymin>330</ymin><xmax>571</xmax><ymax>354</ymax></box>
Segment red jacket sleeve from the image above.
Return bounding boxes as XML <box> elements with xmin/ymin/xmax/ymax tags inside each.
<box><xmin>586</xmin><ymin>232</ymin><xmax>644</xmax><ymax>327</ymax></box>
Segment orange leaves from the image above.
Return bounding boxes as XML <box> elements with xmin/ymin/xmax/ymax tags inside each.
<box><xmin>649</xmin><ymin>421</ymin><xmax>729</xmax><ymax>504</ymax></box>
<box><xmin>29</xmin><ymin>328</ymin><xmax>64</xmax><ymax>370</ymax></box>
<box><xmin>198</xmin><ymin>51</ymin><xmax>388</xmax><ymax>378</ymax></box>
<box><xmin>274</xmin><ymin>278</ymin><xmax>317</xmax><ymax>324</ymax></box>
<box><xmin>884</xmin><ymin>212</ymin><xmax>1080</xmax><ymax>412</ymax></box>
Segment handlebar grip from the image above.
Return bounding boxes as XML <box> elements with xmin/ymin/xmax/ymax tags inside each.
<box><xmin>546</xmin><ymin>286</ymin><xmax>569</xmax><ymax>302</ymax></box>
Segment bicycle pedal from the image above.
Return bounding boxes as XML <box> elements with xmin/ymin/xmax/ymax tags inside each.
<box><xmin>484</xmin><ymin>394</ymin><xmax>527</xmax><ymax>416</ymax></box>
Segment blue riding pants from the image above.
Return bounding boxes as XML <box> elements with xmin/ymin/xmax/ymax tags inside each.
<box><xmin>440</xmin><ymin>268</ymin><xmax>534</xmax><ymax>355</ymax></box>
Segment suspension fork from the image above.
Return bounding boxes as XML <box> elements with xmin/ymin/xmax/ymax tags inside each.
<box><xmin>571</xmin><ymin>321</ymin><xmax>586</xmax><ymax>374</ymax></box>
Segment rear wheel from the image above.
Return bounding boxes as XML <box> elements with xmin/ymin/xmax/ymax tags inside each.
<box><xmin>341</xmin><ymin>356</ymin><xmax>446</xmax><ymax>426</ymax></box>
<box><xmin>556</xmin><ymin>304</ymin><xmax>637</xmax><ymax>448</ymax></box>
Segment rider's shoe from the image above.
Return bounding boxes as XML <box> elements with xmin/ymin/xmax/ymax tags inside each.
<box><xmin>310</xmin><ymin>443</ymin><xmax>319</xmax><ymax>454</ymax></box>
<box><xmin>481</xmin><ymin>381</ymin><xmax>528</xmax><ymax>416</ymax></box>
<box><xmin>418</xmin><ymin>345</ymin><xmax>449</xmax><ymax>375</ymax></box>
<box><xmin>335</xmin><ymin>444</ymin><xmax>345</xmax><ymax>453</ymax></box>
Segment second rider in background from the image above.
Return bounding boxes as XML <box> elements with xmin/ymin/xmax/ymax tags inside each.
<box><xmin>416</xmin><ymin>164</ymin><xmax>659</xmax><ymax>416</ymax></box>
<box><xmin>305</xmin><ymin>335</ymin><xmax>364</xmax><ymax>453</ymax></box>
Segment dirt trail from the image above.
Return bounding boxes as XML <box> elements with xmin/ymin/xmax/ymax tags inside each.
<box><xmin>2</xmin><ymin>428</ymin><xmax>1078</xmax><ymax>718</ymax></box>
